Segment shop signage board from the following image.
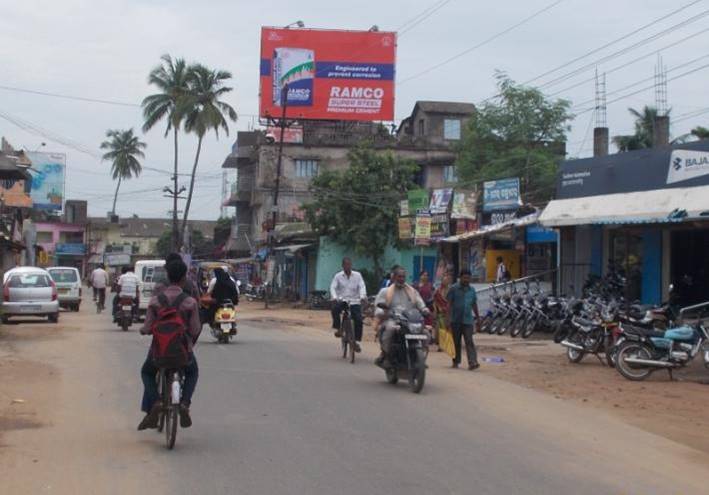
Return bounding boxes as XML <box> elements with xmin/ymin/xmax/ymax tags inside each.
<box><xmin>55</xmin><ymin>243</ymin><xmax>86</xmax><ymax>256</ymax></box>
<box><xmin>27</xmin><ymin>152</ymin><xmax>66</xmax><ymax>212</ymax></box>
<box><xmin>407</xmin><ymin>189</ymin><xmax>429</xmax><ymax>212</ymax></box>
<box><xmin>429</xmin><ymin>188</ymin><xmax>453</xmax><ymax>214</ymax></box>
<box><xmin>667</xmin><ymin>149</ymin><xmax>709</xmax><ymax>184</ymax></box>
<box><xmin>265</xmin><ymin>126</ymin><xmax>304</xmax><ymax>143</ymax></box>
<box><xmin>398</xmin><ymin>217</ymin><xmax>413</xmax><ymax>240</ymax></box>
<box><xmin>429</xmin><ymin>213</ymin><xmax>449</xmax><ymax>239</ymax></box>
<box><xmin>450</xmin><ymin>190</ymin><xmax>477</xmax><ymax>219</ymax></box>
<box><xmin>414</xmin><ymin>212</ymin><xmax>431</xmax><ymax>246</ymax></box>
<box><xmin>399</xmin><ymin>200</ymin><xmax>409</xmax><ymax>217</ymax></box>
<box><xmin>483</xmin><ymin>178</ymin><xmax>520</xmax><ymax>212</ymax></box>
<box><xmin>259</xmin><ymin>27</ymin><xmax>396</xmax><ymax>121</ymax></box>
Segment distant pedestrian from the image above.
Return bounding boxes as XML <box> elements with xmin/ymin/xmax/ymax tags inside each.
<box><xmin>496</xmin><ymin>256</ymin><xmax>510</xmax><ymax>283</ymax></box>
<box><xmin>446</xmin><ymin>269</ymin><xmax>481</xmax><ymax>370</ymax></box>
<box><xmin>432</xmin><ymin>273</ymin><xmax>452</xmax><ymax>348</ymax></box>
<box><xmin>414</xmin><ymin>270</ymin><xmax>434</xmax><ymax>326</ymax></box>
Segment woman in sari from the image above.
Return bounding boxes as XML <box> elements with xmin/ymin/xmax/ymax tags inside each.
<box><xmin>432</xmin><ymin>273</ymin><xmax>452</xmax><ymax>350</ymax></box>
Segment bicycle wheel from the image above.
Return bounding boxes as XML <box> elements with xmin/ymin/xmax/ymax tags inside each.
<box><xmin>341</xmin><ymin>317</ymin><xmax>352</xmax><ymax>360</ymax></box>
<box><xmin>165</xmin><ymin>405</ymin><xmax>178</xmax><ymax>449</ymax></box>
<box><xmin>156</xmin><ymin>371</ymin><xmax>166</xmax><ymax>433</ymax></box>
<box><xmin>348</xmin><ymin>325</ymin><xmax>356</xmax><ymax>364</ymax></box>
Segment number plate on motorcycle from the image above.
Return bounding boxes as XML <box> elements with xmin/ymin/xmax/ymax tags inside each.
<box><xmin>405</xmin><ymin>334</ymin><xmax>429</xmax><ymax>340</ymax></box>
<box><xmin>221</xmin><ymin>323</ymin><xmax>232</xmax><ymax>331</ymax></box>
<box><xmin>122</xmin><ymin>305</ymin><xmax>132</xmax><ymax>311</ymax></box>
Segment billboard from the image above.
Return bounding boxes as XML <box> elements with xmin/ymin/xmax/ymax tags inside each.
<box><xmin>483</xmin><ymin>177</ymin><xmax>520</xmax><ymax>212</ymax></box>
<box><xmin>260</xmin><ymin>27</ymin><xmax>396</xmax><ymax>121</ymax></box>
<box><xmin>27</xmin><ymin>152</ymin><xmax>65</xmax><ymax>211</ymax></box>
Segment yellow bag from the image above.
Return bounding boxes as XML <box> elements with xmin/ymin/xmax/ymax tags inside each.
<box><xmin>438</xmin><ymin>325</ymin><xmax>456</xmax><ymax>359</ymax></box>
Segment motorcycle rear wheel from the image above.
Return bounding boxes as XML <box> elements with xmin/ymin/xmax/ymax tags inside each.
<box><xmin>615</xmin><ymin>342</ymin><xmax>654</xmax><ymax>381</ymax></box>
<box><xmin>522</xmin><ymin>315</ymin><xmax>539</xmax><ymax>339</ymax></box>
<box><xmin>509</xmin><ymin>315</ymin><xmax>526</xmax><ymax>338</ymax></box>
<box><xmin>385</xmin><ymin>368</ymin><xmax>398</xmax><ymax>384</ymax></box>
<box><xmin>496</xmin><ymin>315</ymin><xmax>513</xmax><ymax>335</ymax></box>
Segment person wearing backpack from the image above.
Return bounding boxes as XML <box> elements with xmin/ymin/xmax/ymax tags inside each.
<box><xmin>138</xmin><ymin>259</ymin><xmax>201</xmax><ymax>431</ymax></box>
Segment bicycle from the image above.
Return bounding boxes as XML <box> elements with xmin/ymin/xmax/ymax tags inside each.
<box><xmin>155</xmin><ymin>367</ymin><xmax>184</xmax><ymax>450</ymax></box>
<box><xmin>95</xmin><ymin>288</ymin><xmax>106</xmax><ymax>314</ymax></box>
<box><xmin>339</xmin><ymin>302</ymin><xmax>356</xmax><ymax>364</ymax></box>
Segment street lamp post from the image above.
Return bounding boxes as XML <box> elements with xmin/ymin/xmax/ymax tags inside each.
<box><xmin>265</xmin><ymin>83</ymin><xmax>289</xmax><ymax>309</ymax></box>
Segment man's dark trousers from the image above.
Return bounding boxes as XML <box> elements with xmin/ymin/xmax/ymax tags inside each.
<box><xmin>451</xmin><ymin>322</ymin><xmax>478</xmax><ymax>366</ymax></box>
<box><xmin>141</xmin><ymin>353</ymin><xmax>198</xmax><ymax>412</ymax></box>
<box><xmin>331</xmin><ymin>302</ymin><xmax>363</xmax><ymax>341</ymax></box>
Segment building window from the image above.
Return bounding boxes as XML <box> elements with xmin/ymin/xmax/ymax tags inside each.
<box><xmin>444</xmin><ymin>119</ymin><xmax>461</xmax><ymax>140</ymax></box>
<box><xmin>295</xmin><ymin>159</ymin><xmax>319</xmax><ymax>178</ymax></box>
<box><xmin>443</xmin><ymin>165</ymin><xmax>458</xmax><ymax>183</ymax></box>
<box><xmin>36</xmin><ymin>231</ymin><xmax>53</xmax><ymax>244</ymax></box>
<box><xmin>418</xmin><ymin>119</ymin><xmax>425</xmax><ymax>136</ymax></box>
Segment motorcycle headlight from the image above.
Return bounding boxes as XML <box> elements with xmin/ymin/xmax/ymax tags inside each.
<box><xmin>408</xmin><ymin>323</ymin><xmax>423</xmax><ymax>333</ymax></box>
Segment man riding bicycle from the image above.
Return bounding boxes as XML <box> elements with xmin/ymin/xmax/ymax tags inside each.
<box><xmin>138</xmin><ymin>258</ymin><xmax>201</xmax><ymax>431</ymax></box>
<box><xmin>330</xmin><ymin>257</ymin><xmax>367</xmax><ymax>353</ymax></box>
<box><xmin>113</xmin><ymin>265</ymin><xmax>139</xmax><ymax>322</ymax></box>
<box><xmin>90</xmin><ymin>264</ymin><xmax>109</xmax><ymax>309</ymax></box>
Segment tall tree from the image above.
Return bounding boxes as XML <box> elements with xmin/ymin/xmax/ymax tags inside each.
<box><xmin>100</xmin><ymin>129</ymin><xmax>146</xmax><ymax>214</ymax></box>
<box><xmin>179</xmin><ymin>64</ymin><xmax>237</xmax><ymax>246</ymax></box>
<box><xmin>456</xmin><ymin>72</ymin><xmax>572</xmax><ymax>204</ymax></box>
<box><xmin>141</xmin><ymin>54</ymin><xmax>190</xmax><ymax>250</ymax></box>
<box><xmin>612</xmin><ymin>106</ymin><xmax>671</xmax><ymax>152</ymax></box>
<box><xmin>691</xmin><ymin>126</ymin><xmax>709</xmax><ymax>140</ymax></box>
<box><xmin>303</xmin><ymin>145</ymin><xmax>418</xmax><ymax>278</ymax></box>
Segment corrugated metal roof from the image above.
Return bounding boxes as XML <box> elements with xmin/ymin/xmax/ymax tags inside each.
<box><xmin>539</xmin><ymin>185</ymin><xmax>709</xmax><ymax>227</ymax></box>
<box><xmin>442</xmin><ymin>212</ymin><xmax>540</xmax><ymax>243</ymax></box>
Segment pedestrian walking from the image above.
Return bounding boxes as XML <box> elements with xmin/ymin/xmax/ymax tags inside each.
<box><xmin>414</xmin><ymin>270</ymin><xmax>434</xmax><ymax>326</ymax></box>
<box><xmin>446</xmin><ymin>269</ymin><xmax>481</xmax><ymax>370</ymax></box>
<box><xmin>432</xmin><ymin>273</ymin><xmax>452</xmax><ymax>351</ymax></box>
<box><xmin>496</xmin><ymin>256</ymin><xmax>510</xmax><ymax>283</ymax></box>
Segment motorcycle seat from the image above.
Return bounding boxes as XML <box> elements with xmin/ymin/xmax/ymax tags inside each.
<box><xmin>625</xmin><ymin>326</ymin><xmax>665</xmax><ymax>338</ymax></box>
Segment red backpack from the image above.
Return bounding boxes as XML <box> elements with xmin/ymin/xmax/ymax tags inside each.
<box><xmin>150</xmin><ymin>292</ymin><xmax>190</xmax><ymax>368</ymax></box>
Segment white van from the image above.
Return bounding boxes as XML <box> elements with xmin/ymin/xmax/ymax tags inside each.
<box><xmin>135</xmin><ymin>259</ymin><xmax>166</xmax><ymax>319</ymax></box>
<box><xmin>47</xmin><ymin>266</ymin><xmax>82</xmax><ymax>311</ymax></box>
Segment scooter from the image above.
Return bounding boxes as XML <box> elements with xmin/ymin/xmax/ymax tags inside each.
<box><xmin>210</xmin><ymin>301</ymin><xmax>237</xmax><ymax>344</ymax></box>
<box><xmin>117</xmin><ymin>296</ymin><xmax>135</xmax><ymax>332</ymax></box>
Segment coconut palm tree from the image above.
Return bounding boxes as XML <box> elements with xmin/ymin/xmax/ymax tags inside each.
<box><xmin>612</xmin><ymin>106</ymin><xmax>661</xmax><ymax>152</ymax></box>
<box><xmin>141</xmin><ymin>54</ymin><xmax>190</xmax><ymax>249</ymax></box>
<box><xmin>100</xmin><ymin>129</ymin><xmax>146</xmax><ymax>215</ymax></box>
<box><xmin>179</xmin><ymin>64</ymin><xmax>237</xmax><ymax>245</ymax></box>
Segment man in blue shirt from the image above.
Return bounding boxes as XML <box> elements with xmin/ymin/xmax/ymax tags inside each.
<box><xmin>446</xmin><ymin>269</ymin><xmax>481</xmax><ymax>370</ymax></box>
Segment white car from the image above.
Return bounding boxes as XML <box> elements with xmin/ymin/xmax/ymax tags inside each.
<box><xmin>2</xmin><ymin>266</ymin><xmax>60</xmax><ymax>323</ymax></box>
<box><xmin>47</xmin><ymin>266</ymin><xmax>82</xmax><ymax>312</ymax></box>
<box><xmin>135</xmin><ymin>259</ymin><xmax>166</xmax><ymax>319</ymax></box>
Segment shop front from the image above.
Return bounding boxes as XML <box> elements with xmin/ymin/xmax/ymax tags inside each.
<box><xmin>540</xmin><ymin>140</ymin><xmax>709</xmax><ymax>305</ymax></box>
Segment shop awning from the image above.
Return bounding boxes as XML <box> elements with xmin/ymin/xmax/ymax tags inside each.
<box><xmin>0</xmin><ymin>154</ymin><xmax>32</xmax><ymax>181</ymax></box>
<box><xmin>539</xmin><ymin>185</ymin><xmax>709</xmax><ymax>227</ymax></box>
<box><xmin>273</xmin><ymin>243</ymin><xmax>314</xmax><ymax>254</ymax></box>
<box><xmin>442</xmin><ymin>212</ymin><xmax>540</xmax><ymax>243</ymax></box>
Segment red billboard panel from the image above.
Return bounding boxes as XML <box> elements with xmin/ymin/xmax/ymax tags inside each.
<box><xmin>260</xmin><ymin>27</ymin><xmax>396</xmax><ymax>121</ymax></box>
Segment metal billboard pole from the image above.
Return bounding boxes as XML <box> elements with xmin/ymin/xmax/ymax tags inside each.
<box><xmin>265</xmin><ymin>83</ymin><xmax>289</xmax><ymax>309</ymax></box>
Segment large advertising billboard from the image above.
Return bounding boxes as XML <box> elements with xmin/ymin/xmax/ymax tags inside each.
<box><xmin>27</xmin><ymin>152</ymin><xmax>66</xmax><ymax>211</ymax></box>
<box><xmin>260</xmin><ymin>27</ymin><xmax>396</xmax><ymax>121</ymax></box>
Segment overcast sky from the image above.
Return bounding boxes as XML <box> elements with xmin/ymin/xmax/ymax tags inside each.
<box><xmin>1</xmin><ymin>0</ymin><xmax>707</xmax><ymax>220</ymax></box>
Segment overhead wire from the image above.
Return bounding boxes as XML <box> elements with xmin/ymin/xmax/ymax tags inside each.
<box><xmin>398</xmin><ymin>0</ymin><xmax>453</xmax><ymax>36</ymax></box>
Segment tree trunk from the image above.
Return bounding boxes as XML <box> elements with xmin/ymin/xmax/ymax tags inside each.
<box><xmin>180</xmin><ymin>135</ymin><xmax>203</xmax><ymax>252</ymax></box>
<box><xmin>111</xmin><ymin>176</ymin><xmax>122</xmax><ymax>215</ymax></box>
<box><xmin>172</xmin><ymin>127</ymin><xmax>180</xmax><ymax>251</ymax></box>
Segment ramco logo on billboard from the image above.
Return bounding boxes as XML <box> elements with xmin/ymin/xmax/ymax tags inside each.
<box><xmin>666</xmin><ymin>149</ymin><xmax>709</xmax><ymax>184</ymax></box>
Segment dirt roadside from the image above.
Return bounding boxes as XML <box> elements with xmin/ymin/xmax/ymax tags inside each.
<box><xmin>239</xmin><ymin>300</ymin><xmax>709</xmax><ymax>455</ymax></box>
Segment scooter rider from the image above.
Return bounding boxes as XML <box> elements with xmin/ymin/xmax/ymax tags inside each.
<box><xmin>374</xmin><ymin>267</ymin><xmax>429</xmax><ymax>367</ymax></box>
<box><xmin>330</xmin><ymin>257</ymin><xmax>367</xmax><ymax>352</ymax></box>
<box><xmin>113</xmin><ymin>265</ymin><xmax>139</xmax><ymax>322</ymax></box>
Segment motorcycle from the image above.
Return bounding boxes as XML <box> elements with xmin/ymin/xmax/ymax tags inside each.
<box><xmin>244</xmin><ymin>283</ymin><xmax>266</xmax><ymax>302</ymax></box>
<box><xmin>375</xmin><ymin>304</ymin><xmax>429</xmax><ymax>394</ymax></box>
<box><xmin>210</xmin><ymin>301</ymin><xmax>238</xmax><ymax>344</ymax></box>
<box><xmin>117</xmin><ymin>296</ymin><xmax>135</xmax><ymax>332</ymax></box>
<box><xmin>560</xmin><ymin>301</ymin><xmax>619</xmax><ymax>367</ymax></box>
<box><xmin>614</xmin><ymin>321</ymin><xmax>709</xmax><ymax>381</ymax></box>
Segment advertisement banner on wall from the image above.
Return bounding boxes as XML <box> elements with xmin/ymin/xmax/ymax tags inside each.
<box><xmin>398</xmin><ymin>217</ymin><xmax>412</xmax><ymax>240</ymax></box>
<box><xmin>407</xmin><ymin>189</ymin><xmax>429</xmax><ymax>212</ymax></box>
<box><xmin>27</xmin><ymin>152</ymin><xmax>65</xmax><ymax>211</ymax></box>
<box><xmin>429</xmin><ymin>188</ymin><xmax>453</xmax><ymax>214</ymax></box>
<box><xmin>414</xmin><ymin>213</ymin><xmax>431</xmax><ymax>246</ymax></box>
<box><xmin>430</xmin><ymin>213</ymin><xmax>449</xmax><ymax>240</ymax></box>
<box><xmin>259</xmin><ymin>27</ymin><xmax>396</xmax><ymax>121</ymax></box>
<box><xmin>265</xmin><ymin>125</ymin><xmax>304</xmax><ymax>143</ymax></box>
<box><xmin>450</xmin><ymin>189</ymin><xmax>477</xmax><ymax>219</ymax></box>
<box><xmin>399</xmin><ymin>200</ymin><xmax>409</xmax><ymax>217</ymax></box>
<box><xmin>483</xmin><ymin>177</ymin><xmax>520</xmax><ymax>212</ymax></box>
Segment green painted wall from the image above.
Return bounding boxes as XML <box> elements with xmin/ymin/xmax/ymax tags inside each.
<box><xmin>314</xmin><ymin>236</ymin><xmax>438</xmax><ymax>291</ymax></box>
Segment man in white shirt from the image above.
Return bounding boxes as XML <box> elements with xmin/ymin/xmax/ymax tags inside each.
<box><xmin>330</xmin><ymin>257</ymin><xmax>367</xmax><ymax>352</ymax></box>
<box><xmin>113</xmin><ymin>265</ymin><xmax>139</xmax><ymax>321</ymax></box>
<box><xmin>90</xmin><ymin>264</ymin><xmax>109</xmax><ymax>309</ymax></box>
<box><xmin>495</xmin><ymin>256</ymin><xmax>510</xmax><ymax>283</ymax></box>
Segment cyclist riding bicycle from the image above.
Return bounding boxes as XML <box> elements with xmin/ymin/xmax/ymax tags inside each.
<box><xmin>90</xmin><ymin>264</ymin><xmax>109</xmax><ymax>309</ymax></box>
<box><xmin>330</xmin><ymin>257</ymin><xmax>367</xmax><ymax>353</ymax></box>
<box><xmin>138</xmin><ymin>259</ymin><xmax>201</xmax><ymax>431</ymax></box>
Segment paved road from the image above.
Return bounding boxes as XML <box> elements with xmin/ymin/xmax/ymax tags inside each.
<box><xmin>2</xmin><ymin>302</ymin><xmax>708</xmax><ymax>494</ymax></box>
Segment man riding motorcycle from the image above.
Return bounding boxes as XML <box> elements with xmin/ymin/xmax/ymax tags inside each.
<box><xmin>374</xmin><ymin>267</ymin><xmax>429</xmax><ymax>367</ymax></box>
<box><xmin>330</xmin><ymin>257</ymin><xmax>367</xmax><ymax>352</ymax></box>
<box><xmin>113</xmin><ymin>265</ymin><xmax>139</xmax><ymax>322</ymax></box>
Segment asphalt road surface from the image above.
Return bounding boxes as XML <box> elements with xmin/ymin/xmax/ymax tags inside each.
<box><xmin>2</xmin><ymin>303</ymin><xmax>708</xmax><ymax>495</ymax></box>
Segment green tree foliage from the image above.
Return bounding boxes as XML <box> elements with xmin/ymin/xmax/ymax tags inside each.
<box><xmin>213</xmin><ymin>217</ymin><xmax>232</xmax><ymax>248</ymax></box>
<box><xmin>691</xmin><ymin>126</ymin><xmax>709</xmax><ymax>140</ymax></box>
<box><xmin>456</xmin><ymin>72</ymin><xmax>572</xmax><ymax>204</ymax></box>
<box><xmin>303</xmin><ymin>145</ymin><xmax>418</xmax><ymax>278</ymax></box>
<box><xmin>100</xmin><ymin>129</ymin><xmax>146</xmax><ymax>215</ymax></box>
<box><xmin>155</xmin><ymin>229</ymin><xmax>174</xmax><ymax>259</ymax></box>
<box><xmin>156</xmin><ymin>229</ymin><xmax>213</xmax><ymax>259</ymax></box>
<box><xmin>612</xmin><ymin>106</ymin><xmax>666</xmax><ymax>152</ymax></box>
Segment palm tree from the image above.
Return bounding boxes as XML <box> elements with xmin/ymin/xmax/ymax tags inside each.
<box><xmin>100</xmin><ymin>129</ymin><xmax>146</xmax><ymax>215</ymax></box>
<box><xmin>141</xmin><ymin>54</ymin><xmax>190</xmax><ymax>250</ymax></box>
<box><xmin>691</xmin><ymin>126</ymin><xmax>709</xmax><ymax>140</ymax></box>
<box><xmin>612</xmin><ymin>106</ymin><xmax>663</xmax><ymax>152</ymax></box>
<box><xmin>179</xmin><ymin>64</ymin><xmax>237</xmax><ymax>246</ymax></box>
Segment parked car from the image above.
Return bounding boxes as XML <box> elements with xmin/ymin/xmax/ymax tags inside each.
<box><xmin>47</xmin><ymin>266</ymin><xmax>82</xmax><ymax>311</ymax></box>
<box><xmin>2</xmin><ymin>267</ymin><xmax>60</xmax><ymax>323</ymax></box>
<box><xmin>135</xmin><ymin>259</ymin><xmax>166</xmax><ymax>320</ymax></box>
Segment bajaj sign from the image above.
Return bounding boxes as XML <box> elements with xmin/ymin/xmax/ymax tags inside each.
<box><xmin>667</xmin><ymin>149</ymin><xmax>709</xmax><ymax>184</ymax></box>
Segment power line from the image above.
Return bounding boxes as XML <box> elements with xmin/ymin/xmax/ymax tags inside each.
<box><xmin>398</xmin><ymin>0</ymin><xmax>453</xmax><ymax>35</ymax></box>
<box><xmin>523</xmin><ymin>0</ymin><xmax>706</xmax><ymax>86</ymax></box>
<box><xmin>399</xmin><ymin>0</ymin><xmax>565</xmax><ymax>84</ymax></box>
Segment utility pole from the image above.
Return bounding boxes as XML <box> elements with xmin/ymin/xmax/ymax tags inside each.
<box><xmin>164</xmin><ymin>182</ymin><xmax>186</xmax><ymax>252</ymax></box>
<box><xmin>265</xmin><ymin>83</ymin><xmax>289</xmax><ymax>309</ymax></box>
